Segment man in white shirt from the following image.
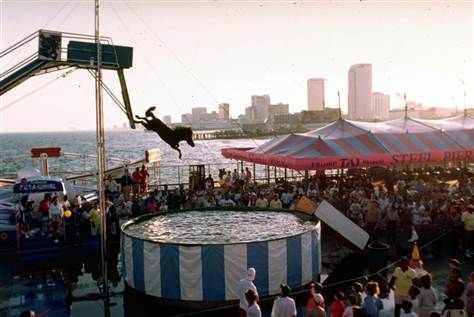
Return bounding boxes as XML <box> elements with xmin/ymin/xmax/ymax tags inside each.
<box><xmin>239</xmin><ymin>268</ymin><xmax>258</xmax><ymax>317</ymax></box>
<box><xmin>271</xmin><ymin>284</ymin><xmax>297</xmax><ymax>317</ymax></box>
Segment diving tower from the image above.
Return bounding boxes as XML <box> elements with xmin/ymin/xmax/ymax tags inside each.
<box><xmin>0</xmin><ymin>30</ymin><xmax>135</xmax><ymax>128</ymax></box>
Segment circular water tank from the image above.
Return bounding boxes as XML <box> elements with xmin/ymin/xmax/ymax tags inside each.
<box><xmin>122</xmin><ymin>210</ymin><xmax>321</xmax><ymax>310</ymax></box>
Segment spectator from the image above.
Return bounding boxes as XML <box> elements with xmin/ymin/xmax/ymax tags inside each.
<box><xmin>467</xmin><ymin>272</ymin><xmax>474</xmax><ymax>317</ymax></box>
<box><xmin>362</xmin><ymin>281</ymin><xmax>383</xmax><ymax>317</ymax></box>
<box><xmin>255</xmin><ymin>194</ymin><xmax>268</xmax><ymax>209</ymax></box>
<box><xmin>139</xmin><ymin>164</ymin><xmax>149</xmax><ymax>194</ymax></box>
<box><xmin>400</xmin><ymin>300</ymin><xmax>418</xmax><ymax>317</ymax></box>
<box><xmin>239</xmin><ymin>268</ymin><xmax>258</xmax><ymax>317</ymax></box>
<box><xmin>343</xmin><ymin>294</ymin><xmax>360</xmax><ymax>317</ymax></box>
<box><xmin>390</xmin><ymin>257</ymin><xmax>417</xmax><ymax>317</ymax></box>
<box><xmin>131</xmin><ymin>167</ymin><xmax>142</xmax><ymax>198</ymax></box>
<box><xmin>462</xmin><ymin>204</ymin><xmax>474</xmax><ymax>258</ymax></box>
<box><xmin>330</xmin><ymin>291</ymin><xmax>345</xmax><ymax>317</ymax></box>
<box><xmin>271</xmin><ymin>284</ymin><xmax>296</xmax><ymax>317</ymax></box>
<box><xmin>417</xmin><ymin>274</ymin><xmax>437</xmax><ymax>317</ymax></box>
<box><xmin>308</xmin><ymin>294</ymin><xmax>326</xmax><ymax>317</ymax></box>
<box><xmin>444</xmin><ymin>267</ymin><xmax>465</xmax><ymax>301</ymax></box>
<box><xmin>246</xmin><ymin>289</ymin><xmax>261</xmax><ymax>317</ymax></box>
<box><xmin>269</xmin><ymin>194</ymin><xmax>283</xmax><ymax>209</ymax></box>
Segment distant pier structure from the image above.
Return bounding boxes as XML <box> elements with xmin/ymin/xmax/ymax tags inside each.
<box><xmin>193</xmin><ymin>130</ymin><xmax>247</xmax><ymax>140</ymax></box>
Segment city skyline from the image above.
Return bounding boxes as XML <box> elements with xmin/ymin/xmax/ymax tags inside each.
<box><xmin>1</xmin><ymin>1</ymin><xmax>472</xmax><ymax>132</ymax></box>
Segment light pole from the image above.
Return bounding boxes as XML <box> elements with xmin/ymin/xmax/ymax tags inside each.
<box><xmin>460</xmin><ymin>79</ymin><xmax>467</xmax><ymax>116</ymax></box>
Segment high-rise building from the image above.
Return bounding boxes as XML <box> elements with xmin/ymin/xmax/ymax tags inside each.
<box><xmin>191</xmin><ymin>107</ymin><xmax>207</xmax><ymax>122</ymax></box>
<box><xmin>372</xmin><ymin>92</ymin><xmax>390</xmax><ymax>120</ymax></box>
<box><xmin>218</xmin><ymin>103</ymin><xmax>230</xmax><ymax>121</ymax></box>
<box><xmin>251</xmin><ymin>95</ymin><xmax>271</xmax><ymax>120</ymax></box>
<box><xmin>307</xmin><ymin>78</ymin><xmax>325</xmax><ymax>111</ymax></box>
<box><xmin>162</xmin><ymin>115</ymin><xmax>172</xmax><ymax>125</ymax></box>
<box><xmin>251</xmin><ymin>95</ymin><xmax>271</xmax><ymax>107</ymax></box>
<box><xmin>348</xmin><ymin>64</ymin><xmax>372</xmax><ymax>120</ymax></box>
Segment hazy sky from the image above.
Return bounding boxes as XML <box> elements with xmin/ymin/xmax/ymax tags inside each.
<box><xmin>1</xmin><ymin>0</ymin><xmax>473</xmax><ymax>132</ymax></box>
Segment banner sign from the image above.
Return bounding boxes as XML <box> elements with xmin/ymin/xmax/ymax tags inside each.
<box><xmin>222</xmin><ymin>148</ymin><xmax>474</xmax><ymax>170</ymax></box>
<box><xmin>13</xmin><ymin>179</ymin><xmax>64</xmax><ymax>194</ymax></box>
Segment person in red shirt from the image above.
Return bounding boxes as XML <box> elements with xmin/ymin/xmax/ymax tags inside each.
<box><xmin>131</xmin><ymin>167</ymin><xmax>142</xmax><ymax>198</ymax></box>
<box><xmin>330</xmin><ymin>291</ymin><xmax>345</xmax><ymax>317</ymax></box>
<box><xmin>139</xmin><ymin>165</ymin><xmax>149</xmax><ymax>194</ymax></box>
<box><xmin>38</xmin><ymin>193</ymin><xmax>51</xmax><ymax>234</ymax></box>
<box><xmin>306</xmin><ymin>282</ymin><xmax>325</xmax><ymax>314</ymax></box>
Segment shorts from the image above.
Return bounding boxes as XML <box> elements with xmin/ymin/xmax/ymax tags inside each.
<box><xmin>394</xmin><ymin>293</ymin><xmax>410</xmax><ymax>305</ymax></box>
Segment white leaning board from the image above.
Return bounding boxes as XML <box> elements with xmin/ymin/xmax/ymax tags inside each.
<box><xmin>315</xmin><ymin>200</ymin><xmax>369</xmax><ymax>250</ymax></box>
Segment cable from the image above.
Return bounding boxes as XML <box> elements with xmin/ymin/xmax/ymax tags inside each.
<box><xmin>109</xmin><ymin>3</ymin><xmax>219</xmax><ymax>156</ymax></box>
<box><xmin>169</xmin><ymin>227</ymin><xmax>454</xmax><ymax>317</ymax></box>
<box><xmin>0</xmin><ymin>68</ymin><xmax>77</xmax><ymax>112</ymax></box>
<box><xmin>122</xmin><ymin>1</ymin><xmax>267</xmax><ymax>154</ymax></box>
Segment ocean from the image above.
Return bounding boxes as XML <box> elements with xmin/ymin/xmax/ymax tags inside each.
<box><xmin>0</xmin><ymin>130</ymin><xmax>270</xmax><ymax>184</ymax></box>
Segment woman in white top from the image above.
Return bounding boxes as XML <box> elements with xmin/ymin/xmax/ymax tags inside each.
<box><xmin>246</xmin><ymin>289</ymin><xmax>261</xmax><ymax>317</ymax></box>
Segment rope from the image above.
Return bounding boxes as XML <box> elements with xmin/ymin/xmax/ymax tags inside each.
<box><xmin>0</xmin><ymin>68</ymin><xmax>77</xmax><ymax>112</ymax></box>
<box><xmin>109</xmin><ymin>4</ymin><xmax>218</xmax><ymax>157</ymax></box>
<box><xmin>121</xmin><ymin>2</ymin><xmax>267</xmax><ymax>154</ymax></box>
<box><xmin>169</xmin><ymin>228</ymin><xmax>453</xmax><ymax>317</ymax></box>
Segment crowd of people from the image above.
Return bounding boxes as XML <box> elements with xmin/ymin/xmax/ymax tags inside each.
<box><xmin>238</xmin><ymin>258</ymin><xmax>474</xmax><ymax>317</ymax></box>
<box><xmin>16</xmin><ymin>164</ymin><xmax>473</xmax><ymax>259</ymax></box>
<box><xmin>109</xmin><ymin>166</ymin><xmax>474</xmax><ymax>260</ymax></box>
<box><xmin>13</xmin><ymin>164</ymin><xmax>474</xmax><ymax>317</ymax></box>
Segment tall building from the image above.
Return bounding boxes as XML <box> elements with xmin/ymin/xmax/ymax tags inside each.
<box><xmin>348</xmin><ymin>64</ymin><xmax>372</xmax><ymax>120</ymax></box>
<box><xmin>372</xmin><ymin>92</ymin><xmax>390</xmax><ymax>120</ymax></box>
<box><xmin>307</xmin><ymin>78</ymin><xmax>325</xmax><ymax>111</ymax></box>
<box><xmin>251</xmin><ymin>95</ymin><xmax>271</xmax><ymax>107</ymax></box>
<box><xmin>191</xmin><ymin>107</ymin><xmax>207</xmax><ymax>122</ymax></box>
<box><xmin>251</xmin><ymin>95</ymin><xmax>271</xmax><ymax>120</ymax></box>
<box><xmin>162</xmin><ymin>115</ymin><xmax>172</xmax><ymax>125</ymax></box>
<box><xmin>218</xmin><ymin>103</ymin><xmax>230</xmax><ymax>121</ymax></box>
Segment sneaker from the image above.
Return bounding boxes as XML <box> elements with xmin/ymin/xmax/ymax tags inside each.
<box><xmin>54</xmin><ymin>239</ymin><xmax>59</xmax><ymax>243</ymax></box>
<box><xmin>466</xmin><ymin>250</ymin><xmax>472</xmax><ymax>258</ymax></box>
<box><xmin>24</xmin><ymin>234</ymin><xmax>30</xmax><ymax>238</ymax></box>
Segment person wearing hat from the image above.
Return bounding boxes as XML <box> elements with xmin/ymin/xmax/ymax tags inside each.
<box><xmin>444</xmin><ymin>267</ymin><xmax>465</xmax><ymax>301</ymax></box>
<box><xmin>462</xmin><ymin>204</ymin><xmax>474</xmax><ymax>258</ymax></box>
<box><xmin>271</xmin><ymin>284</ymin><xmax>296</xmax><ymax>317</ymax></box>
<box><xmin>239</xmin><ymin>268</ymin><xmax>259</xmax><ymax>317</ymax></box>
<box><xmin>308</xmin><ymin>293</ymin><xmax>326</xmax><ymax>317</ymax></box>
<box><xmin>389</xmin><ymin>257</ymin><xmax>417</xmax><ymax>317</ymax></box>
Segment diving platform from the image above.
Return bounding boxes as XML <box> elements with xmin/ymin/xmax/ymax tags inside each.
<box><xmin>0</xmin><ymin>30</ymin><xmax>136</xmax><ymax>128</ymax></box>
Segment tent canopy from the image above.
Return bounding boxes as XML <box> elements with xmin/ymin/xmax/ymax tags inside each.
<box><xmin>221</xmin><ymin>116</ymin><xmax>474</xmax><ymax>170</ymax></box>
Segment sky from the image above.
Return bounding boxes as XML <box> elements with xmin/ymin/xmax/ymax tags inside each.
<box><xmin>0</xmin><ymin>0</ymin><xmax>473</xmax><ymax>132</ymax></box>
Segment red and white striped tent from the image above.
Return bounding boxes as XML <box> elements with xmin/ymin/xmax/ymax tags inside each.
<box><xmin>221</xmin><ymin>116</ymin><xmax>474</xmax><ymax>170</ymax></box>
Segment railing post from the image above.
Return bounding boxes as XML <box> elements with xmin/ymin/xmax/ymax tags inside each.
<box><xmin>253</xmin><ymin>163</ymin><xmax>256</xmax><ymax>183</ymax></box>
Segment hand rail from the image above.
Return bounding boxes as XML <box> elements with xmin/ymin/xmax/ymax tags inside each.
<box><xmin>0</xmin><ymin>30</ymin><xmax>38</xmax><ymax>58</ymax></box>
<box><xmin>0</xmin><ymin>53</ymin><xmax>38</xmax><ymax>78</ymax></box>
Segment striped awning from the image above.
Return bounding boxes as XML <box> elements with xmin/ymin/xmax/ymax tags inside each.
<box><xmin>222</xmin><ymin>116</ymin><xmax>474</xmax><ymax>170</ymax></box>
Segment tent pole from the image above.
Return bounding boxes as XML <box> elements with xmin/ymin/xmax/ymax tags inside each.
<box><xmin>253</xmin><ymin>163</ymin><xmax>256</xmax><ymax>183</ymax></box>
